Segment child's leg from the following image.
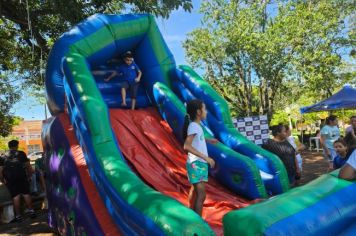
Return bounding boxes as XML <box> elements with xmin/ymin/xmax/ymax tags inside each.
<box><xmin>188</xmin><ymin>185</ymin><xmax>196</xmax><ymax>209</ymax></box>
<box><xmin>131</xmin><ymin>83</ymin><xmax>139</xmax><ymax>110</ymax></box>
<box><xmin>121</xmin><ymin>87</ymin><xmax>127</xmax><ymax>106</ymax></box>
<box><xmin>193</xmin><ymin>182</ymin><xmax>206</xmax><ymax>216</ymax></box>
<box><xmin>23</xmin><ymin>194</ymin><xmax>34</xmax><ymax>210</ymax></box>
<box><xmin>131</xmin><ymin>99</ymin><xmax>136</xmax><ymax>110</ymax></box>
<box><xmin>12</xmin><ymin>195</ymin><xmax>22</xmax><ymax>216</ymax></box>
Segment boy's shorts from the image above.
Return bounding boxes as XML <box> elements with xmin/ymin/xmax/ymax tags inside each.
<box><xmin>6</xmin><ymin>178</ymin><xmax>30</xmax><ymax>198</ymax></box>
<box><xmin>186</xmin><ymin>161</ymin><xmax>208</xmax><ymax>184</ymax></box>
<box><xmin>122</xmin><ymin>81</ymin><xmax>139</xmax><ymax>99</ymax></box>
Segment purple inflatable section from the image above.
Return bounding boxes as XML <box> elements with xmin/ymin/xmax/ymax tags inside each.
<box><xmin>42</xmin><ymin>116</ymin><xmax>104</xmax><ymax>235</ymax></box>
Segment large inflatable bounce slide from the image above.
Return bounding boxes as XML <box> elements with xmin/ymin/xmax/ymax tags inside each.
<box><xmin>43</xmin><ymin>14</ymin><xmax>356</xmax><ymax>235</ymax></box>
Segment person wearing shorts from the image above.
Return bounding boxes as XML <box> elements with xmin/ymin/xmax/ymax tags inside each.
<box><xmin>0</xmin><ymin>140</ymin><xmax>36</xmax><ymax>223</ymax></box>
<box><xmin>320</xmin><ymin>115</ymin><xmax>340</xmax><ymax>170</ymax></box>
<box><xmin>105</xmin><ymin>51</ymin><xmax>142</xmax><ymax>110</ymax></box>
<box><xmin>183</xmin><ymin>99</ymin><xmax>217</xmax><ymax>216</ymax></box>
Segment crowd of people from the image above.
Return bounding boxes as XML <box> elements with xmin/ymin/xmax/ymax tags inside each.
<box><xmin>260</xmin><ymin>115</ymin><xmax>356</xmax><ymax>187</ymax></box>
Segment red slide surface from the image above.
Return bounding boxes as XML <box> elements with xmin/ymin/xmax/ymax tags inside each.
<box><xmin>110</xmin><ymin>108</ymin><xmax>256</xmax><ymax>235</ymax></box>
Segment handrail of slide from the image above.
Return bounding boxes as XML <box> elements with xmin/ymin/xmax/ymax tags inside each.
<box><xmin>172</xmin><ymin>65</ymin><xmax>290</xmax><ymax>195</ymax></box>
<box><xmin>60</xmin><ymin>50</ymin><xmax>214</xmax><ymax>235</ymax></box>
<box><xmin>153</xmin><ymin>82</ymin><xmax>268</xmax><ymax>199</ymax></box>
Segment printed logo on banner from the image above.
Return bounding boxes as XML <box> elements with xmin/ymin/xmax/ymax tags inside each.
<box><xmin>253</xmin><ymin>120</ymin><xmax>260</xmax><ymax>125</ymax></box>
<box><xmin>246</xmin><ymin>126</ymin><xmax>253</xmax><ymax>132</ymax></box>
<box><xmin>238</xmin><ymin>127</ymin><xmax>246</xmax><ymax>132</ymax></box>
<box><xmin>253</xmin><ymin>125</ymin><xmax>260</xmax><ymax>130</ymax></box>
<box><xmin>261</xmin><ymin>124</ymin><xmax>269</xmax><ymax>129</ymax></box>
<box><xmin>237</xmin><ymin>122</ymin><xmax>245</xmax><ymax>127</ymax></box>
<box><xmin>254</xmin><ymin>130</ymin><xmax>261</xmax><ymax>135</ymax></box>
<box><xmin>255</xmin><ymin>139</ymin><xmax>263</xmax><ymax>145</ymax></box>
<box><xmin>260</xmin><ymin>120</ymin><xmax>268</xmax><ymax>125</ymax></box>
<box><xmin>233</xmin><ymin>115</ymin><xmax>270</xmax><ymax>145</ymax></box>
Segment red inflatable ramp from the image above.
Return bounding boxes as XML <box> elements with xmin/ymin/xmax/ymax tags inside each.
<box><xmin>110</xmin><ymin>108</ymin><xmax>255</xmax><ymax>235</ymax></box>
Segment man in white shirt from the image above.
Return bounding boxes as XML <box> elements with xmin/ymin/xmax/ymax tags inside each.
<box><xmin>339</xmin><ymin>149</ymin><xmax>356</xmax><ymax>180</ymax></box>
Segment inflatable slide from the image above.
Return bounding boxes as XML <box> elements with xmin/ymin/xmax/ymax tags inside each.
<box><xmin>43</xmin><ymin>14</ymin><xmax>356</xmax><ymax>235</ymax></box>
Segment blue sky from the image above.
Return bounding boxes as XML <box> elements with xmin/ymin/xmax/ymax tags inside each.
<box><xmin>11</xmin><ymin>0</ymin><xmax>202</xmax><ymax>120</ymax></box>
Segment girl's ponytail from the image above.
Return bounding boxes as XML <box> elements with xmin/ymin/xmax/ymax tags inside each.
<box><xmin>182</xmin><ymin>114</ymin><xmax>190</xmax><ymax>141</ymax></box>
<box><xmin>182</xmin><ymin>99</ymin><xmax>204</xmax><ymax>142</ymax></box>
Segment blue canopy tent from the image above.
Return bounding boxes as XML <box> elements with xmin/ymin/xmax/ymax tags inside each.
<box><xmin>300</xmin><ymin>85</ymin><xmax>356</xmax><ymax>114</ymax></box>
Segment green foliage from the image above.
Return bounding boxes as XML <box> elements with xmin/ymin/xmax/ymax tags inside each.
<box><xmin>0</xmin><ymin>135</ymin><xmax>18</xmax><ymax>151</ymax></box>
<box><xmin>183</xmin><ymin>0</ymin><xmax>355</xmax><ymax>123</ymax></box>
<box><xmin>0</xmin><ymin>0</ymin><xmax>192</xmax><ymax>136</ymax></box>
<box><xmin>0</xmin><ymin>74</ymin><xmax>20</xmax><ymax>137</ymax></box>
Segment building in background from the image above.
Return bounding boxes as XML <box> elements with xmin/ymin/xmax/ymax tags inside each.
<box><xmin>11</xmin><ymin>120</ymin><xmax>43</xmax><ymax>154</ymax></box>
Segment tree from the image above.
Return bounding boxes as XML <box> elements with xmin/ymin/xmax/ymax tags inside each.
<box><xmin>0</xmin><ymin>0</ymin><xmax>193</xmax><ymax>136</ymax></box>
<box><xmin>0</xmin><ymin>76</ymin><xmax>20</xmax><ymax>137</ymax></box>
<box><xmin>183</xmin><ymin>0</ymin><xmax>355</xmax><ymax>120</ymax></box>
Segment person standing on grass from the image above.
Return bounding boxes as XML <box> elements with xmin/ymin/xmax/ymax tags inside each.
<box><xmin>320</xmin><ymin>115</ymin><xmax>340</xmax><ymax>170</ymax></box>
<box><xmin>262</xmin><ymin>124</ymin><xmax>300</xmax><ymax>186</ymax></box>
<box><xmin>183</xmin><ymin>99</ymin><xmax>217</xmax><ymax>216</ymax></box>
<box><xmin>0</xmin><ymin>140</ymin><xmax>36</xmax><ymax>223</ymax></box>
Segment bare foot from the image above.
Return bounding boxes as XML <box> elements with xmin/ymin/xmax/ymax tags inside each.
<box><xmin>121</xmin><ymin>102</ymin><xmax>127</xmax><ymax>107</ymax></box>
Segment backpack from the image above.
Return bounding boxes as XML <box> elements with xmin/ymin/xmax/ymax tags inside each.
<box><xmin>3</xmin><ymin>151</ymin><xmax>27</xmax><ymax>181</ymax></box>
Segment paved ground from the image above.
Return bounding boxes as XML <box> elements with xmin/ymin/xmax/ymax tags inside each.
<box><xmin>0</xmin><ymin>150</ymin><xmax>330</xmax><ymax>235</ymax></box>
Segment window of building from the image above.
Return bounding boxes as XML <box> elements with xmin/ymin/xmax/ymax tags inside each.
<box><xmin>27</xmin><ymin>144</ymin><xmax>41</xmax><ymax>154</ymax></box>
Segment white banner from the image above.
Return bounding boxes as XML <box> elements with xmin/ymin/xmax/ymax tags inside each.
<box><xmin>232</xmin><ymin>115</ymin><xmax>270</xmax><ymax>145</ymax></box>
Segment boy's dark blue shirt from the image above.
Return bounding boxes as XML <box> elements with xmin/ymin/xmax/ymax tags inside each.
<box><xmin>117</xmin><ymin>62</ymin><xmax>140</xmax><ymax>85</ymax></box>
<box><xmin>333</xmin><ymin>155</ymin><xmax>347</xmax><ymax>169</ymax></box>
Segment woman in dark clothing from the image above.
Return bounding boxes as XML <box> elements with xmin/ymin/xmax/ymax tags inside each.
<box><xmin>262</xmin><ymin>124</ymin><xmax>300</xmax><ymax>186</ymax></box>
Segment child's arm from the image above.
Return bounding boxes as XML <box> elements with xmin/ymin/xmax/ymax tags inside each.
<box><xmin>135</xmin><ymin>70</ymin><xmax>142</xmax><ymax>83</ymax></box>
<box><xmin>206</xmin><ymin>138</ymin><xmax>218</xmax><ymax>144</ymax></box>
<box><xmin>105</xmin><ymin>71</ymin><xmax>117</xmax><ymax>82</ymax></box>
<box><xmin>184</xmin><ymin>134</ymin><xmax>215</xmax><ymax>168</ymax></box>
<box><xmin>294</xmin><ymin>155</ymin><xmax>300</xmax><ymax>177</ymax></box>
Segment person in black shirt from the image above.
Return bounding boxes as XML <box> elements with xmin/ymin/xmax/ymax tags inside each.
<box><xmin>0</xmin><ymin>140</ymin><xmax>36</xmax><ymax>223</ymax></box>
<box><xmin>262</xmin><ymin>124</ymin><xmax>300</xmax><ymax>186</ymax></box>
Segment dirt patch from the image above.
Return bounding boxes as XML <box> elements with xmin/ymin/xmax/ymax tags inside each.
<box><xmin>0</xmin><ymin>209</ymin><xmax>56</xmax><ymax>236</ymax></box>
<box><xmin>298</xmin><ymin>150</ymin><xmax>329</xmax><ymax>185</ymax></box>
